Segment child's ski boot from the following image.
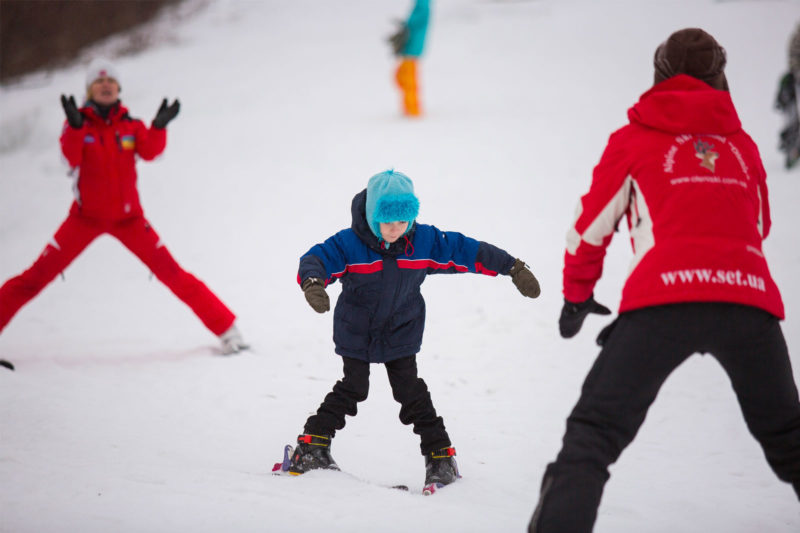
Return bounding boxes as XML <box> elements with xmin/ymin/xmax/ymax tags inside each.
<box><xmin>288</xmin><ymin>434</ymin><xmax>339</xmax><ymax>475</ymax></box>
<box><xmin>423</xmin><ymin>446</ymin><xmax>460</xmax><ymax>494</ymax></box>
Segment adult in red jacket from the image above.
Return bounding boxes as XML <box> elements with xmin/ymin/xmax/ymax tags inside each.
<box><xmin>0</xmin><ymin>58</ymin><xmax>247</xmax><ymax>360</ymax></box>
<box><xmin>529</xmin><ymin>29</ymin><xmax>800</xmax><ymax>532</ymax></box>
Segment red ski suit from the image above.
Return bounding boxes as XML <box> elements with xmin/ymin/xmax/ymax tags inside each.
<box><xmin>0</xmin><ymin>102</ymin><xmax>235</xmax><ymax>335</ymax></box>
<box><xmin>564</xmin><ymin>75</ymin><xmax>784</xmax><ymax>319</ymax></box>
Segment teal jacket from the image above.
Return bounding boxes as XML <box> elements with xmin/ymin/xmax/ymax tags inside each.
<box><xmin>402</xmin><ymin>0</ymin><xmax>431</xmax><ymax>57</ymax></box>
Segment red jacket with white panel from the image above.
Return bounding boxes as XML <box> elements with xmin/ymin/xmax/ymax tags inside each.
<box><xmin>563</xmin><ymin>74</ymin><xmax>784</xmax><ymax>319</ymax></box>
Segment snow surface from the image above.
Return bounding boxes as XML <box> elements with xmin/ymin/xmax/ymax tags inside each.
<box><xmin>1</xmin><ymin>1</ymin><xmax>799</xmax><ymax>531</ymax></box>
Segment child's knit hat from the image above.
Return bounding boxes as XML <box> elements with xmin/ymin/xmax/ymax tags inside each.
<box><xmin>85</xmin><ymin>58</ymin><xmax>121</xmax><ymax>91</ymax></box>
<box><xmin>365</xmin><ymin>169</ymin><xmax>420</xmax><ymax>239</ymax></box>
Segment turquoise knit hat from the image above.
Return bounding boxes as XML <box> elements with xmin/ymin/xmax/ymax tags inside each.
<box><xmin>365</xmin><ymin>170</ymin><xmax>420</xmax><ymax>239</ymax></box>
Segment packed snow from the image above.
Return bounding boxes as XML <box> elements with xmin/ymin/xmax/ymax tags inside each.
<box><xmin>1</xmin><ymin>1</ymin><xmax>799</xmax><ymax>531</ymax></box>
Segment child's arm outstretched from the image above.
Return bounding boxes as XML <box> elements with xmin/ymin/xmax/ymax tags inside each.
<box><xmin>425</xmin><ymin>226</ymin><xmax>541</xmax><ymax>298</ymax></box>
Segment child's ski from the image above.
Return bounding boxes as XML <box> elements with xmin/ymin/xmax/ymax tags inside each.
<box><xmin>422</xmin><ymin>482</ymin><xmax>442</xmax><ymax>495</ymax></box>
<box><xmin>422</xmin><ymin>477</ymin><xmax>462</xmax><ymax>495</ymax></box>
<box><xmin>272</xmin><ymin>444</ymin><xmax>409</xmax><ymax>491</ymax></box>
<box><xmin>271</xmin><ymin>444</ymin><xmax>294</xmax><ymax>475</ymax></box>
<box><xmin>0</xmin><ymin>359</ymin><xmax>14</xmax><ymax>371</ymax></box>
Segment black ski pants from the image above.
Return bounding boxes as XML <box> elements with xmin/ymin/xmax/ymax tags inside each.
<box><xmin>530</xmin><ymin>302</ymin><xmax>800</xmax><ymax>533</ymax></box>
<box><xmin>304</xmin><ymin>354</ymin><xmax>451</xmax><ymax>454</ymax></box>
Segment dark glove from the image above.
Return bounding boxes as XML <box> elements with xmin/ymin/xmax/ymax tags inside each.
<box><xmin>302</xmin><ymin>278</ymin><xmax>330</xmax><ymax>313</ymax></box>
<box><xmin>60</xmin><ymin>94</ymin><xmax>84</xmax><ymax>129</ymax></box>
<box><xmin>775</xmin><ymin>71</ymin><xmax>796</xmax><ymax>112</ymax></box>
<box><xmin>387</xmin><ymin>20</ymin><xmax>409</xmax><ymax>56</ymax></box>
<box><xmin>152</xmin><ymin>98</ymin><xmax>180</xmax><ymax>129</ymax></box>
<box><xmin>559</xmin><ymin>295</ymin><xmax>611</xmax><ymax>339</ymax></box>
<box><xmin>509</xmin><ymin>258</ymin><xmax>541</xmax><ymax>298</ymax></box>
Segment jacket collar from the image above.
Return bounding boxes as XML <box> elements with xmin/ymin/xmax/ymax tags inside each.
<box><xmin>81</xmin><ymin>100</ymin><xmax>127</xmax><ymax>124</ymax></box>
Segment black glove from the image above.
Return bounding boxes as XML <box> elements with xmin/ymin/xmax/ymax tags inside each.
<box><xmin>387</xmin><ymin>20</ymin><xmax>409</xmax><ymax>56</ymax></box>
<box><xmin>302</xmin><ymin>278</ymin><xmax>330</xmax><ymax>313</ymax></box>
<box><xmin>60</xmin><ymin>94</ymin><xmax>84</xmax><ymax>129</ymax></box>
<box><xmin>152</xmin><ymin>98</ymin><xmax>180</xmax><ymax>129</ymax></box>
<box><xmin>559</xmin><ymin>295</ymin><xmax>611</xmax><ymax>338</ymax></box>
<box><xmin>775</xmin><ymin>71</ymin><xmax>796</xmax><ymax>112</ymax></box>
<box><xmin>509</xmin><ymin>258</ymin><xmax>541</xmax><ymax>298</ymax></box>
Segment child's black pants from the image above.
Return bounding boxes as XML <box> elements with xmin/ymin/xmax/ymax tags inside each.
<box><xmin>530</xmin><ymin>302</ymin><xmax>800</xmax><ymax>533</ymax></box>
<box><xmin>304</xmin><ymin>354</ymin><xmax>451</xmax><ymax>454</ymax></box>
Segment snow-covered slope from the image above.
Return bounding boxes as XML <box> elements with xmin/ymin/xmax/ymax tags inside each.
<box><xmin>1</xmin><ymin>1</ymin><xmax>799</xmax><ymax>531</ymax></box>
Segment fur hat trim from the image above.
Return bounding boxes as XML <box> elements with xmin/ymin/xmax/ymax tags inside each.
<box><xmin>365</xmin><ymin>170</ymin><xmax>420</xmax><ymax>239</ymax></box>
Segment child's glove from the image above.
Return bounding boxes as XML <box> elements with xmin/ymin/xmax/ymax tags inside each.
<box><xmin>302</xmin><ymin>278</ymin><xmax>330</xmax><ymax>313</ymax></box>
<box><xmin>387</xmin><ymin>20</ymin><xmax>409</xmax><ymax>56</ymax></box>
<box><xmin>509</xmin><ymin>259</ymin><xmax>541</xmax><ymax>299</ymax></box>
<box><xmin>558</xmin><ymin>295</ymin><xmax>611</xmax><ymax>338</ymax></box>
<box><xmin>775</xmin><ymin>71</ymin><xmax>796</xmax><ymax>112</ymax></box>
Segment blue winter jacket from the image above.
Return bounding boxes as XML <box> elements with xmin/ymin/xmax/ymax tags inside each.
<box><xmin>298</xmin><ymin>189</ymin><xmax>516</xmax><ymax>363</ymax></box>
<box><xmin>402</xmin><ymin>0</ymin><xmax>431</xmax><ymax>58</ymax></box>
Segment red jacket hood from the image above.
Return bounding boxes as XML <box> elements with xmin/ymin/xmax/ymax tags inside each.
<box><xmin>627</xmin><ymin>74</ymin><xmax>741</xmax><ymax>135</ymax></box>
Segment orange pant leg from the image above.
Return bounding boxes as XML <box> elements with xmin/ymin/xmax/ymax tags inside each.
<box><xmin>395</xmin><ymin>58</ymin><xmax>421</xmax><ymax>116</ymax></box>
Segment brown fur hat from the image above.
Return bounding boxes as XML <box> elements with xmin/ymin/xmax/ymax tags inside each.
<box><xmin>654</xmin><ymin>28</ymin><xmax>728</xmax><ymax>91</ymax></box>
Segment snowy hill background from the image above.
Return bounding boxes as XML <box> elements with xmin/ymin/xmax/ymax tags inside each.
<box><xmin>1</xmin><ymin>1</ymin><xmax>799</xmax><ymax>531</ymax></box>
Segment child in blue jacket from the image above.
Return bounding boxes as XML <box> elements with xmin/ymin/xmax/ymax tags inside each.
<box><xmin>291</xmin><ymin>169</ymin><xmax>540</xmax><ymax>491</ymax></box>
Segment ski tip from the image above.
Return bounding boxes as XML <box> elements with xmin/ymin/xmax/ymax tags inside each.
<box><xmin>422</xmin><ymin>482</ymin><xmax>442</xmax><ymax>495</ymax></box>
<box><xmin>271</xmin><ymin>444</ymin><xmax>295</xmax><ymax>475</ymax></box>
<box><xmin>0</xmin><ymin>359</ymin><xmax>14</xmax><ymax>371</ymax></box>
